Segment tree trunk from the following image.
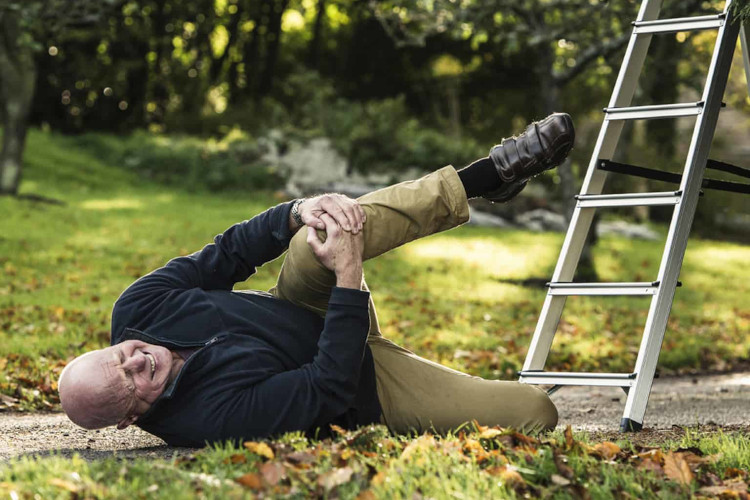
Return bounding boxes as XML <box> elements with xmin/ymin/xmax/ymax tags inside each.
<box><xmin>307</xmin><ymin>0</ymin><xmax>326</xmax><ymax>69</ymax></box>
<box><xmin>539</xmin><ymin>51</ymin><xmax>598</xmax><ymax>280</ymax></box>
<box><xmin>258</xmin><ymin>0</ymin><xmax>290</xmax><ymax>97</ymax></box>
<box><xmin>0</xmin><ymin>11</ymin><xmax>37</xmax><ymax>196</ymax></box>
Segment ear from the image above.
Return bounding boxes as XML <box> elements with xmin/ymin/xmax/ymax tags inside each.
<box><xmin>116</xmin><ymin>414</ymin><xmax>138</xmax><ymax>430</ymax></box>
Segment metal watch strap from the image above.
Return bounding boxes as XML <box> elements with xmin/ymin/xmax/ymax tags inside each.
<box><xmin>291</xmin><ymin>199</ymin><xmax>304</xmax><ymax>227</ymax></box>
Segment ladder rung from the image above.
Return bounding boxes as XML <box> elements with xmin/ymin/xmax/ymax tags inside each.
<box><xmin>576</xmin><ymin>191</ymin><xmax>682</xmax><ymax>208</ymax></box>
<box><xmin>633</xmin><ymin>14</ymin><xmax>725</xmax><ymax>35</ymax></box>
<box><xmin>604</xmin><ymin>102</ymin><xmax>704</xmax><ymax>120</ymax></box>
<box><xmin>547</xmin><ymin>281</ymin><xmax>660</xmax><ymax>296</ymax></box>
<box><xmin>519</xmin><ymin>371</ymin><xmax>637</xmax><ymax>387</ymax></box>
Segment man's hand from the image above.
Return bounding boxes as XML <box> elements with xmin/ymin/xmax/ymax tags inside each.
<box><xmin>306</xmin><ymin>214</ymin><xmax>364</xmax><ymax>289</ymax></box>
<box><xmin>298</xmin><ymin>194</ymin><xmax>366</xmax><ymax>234</ymax></box>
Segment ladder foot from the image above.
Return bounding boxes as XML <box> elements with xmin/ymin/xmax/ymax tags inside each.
<box><xmin>620</xmin><ymin>418</ymin><xmax>643</xmax><ymax>433</ymax></box>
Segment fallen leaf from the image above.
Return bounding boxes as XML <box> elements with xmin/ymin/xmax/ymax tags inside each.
<box><xmin>401</xmin><ymin>435</ymin><xmax>436</xmax><ymax>460</ymax></box>
<box><xmin>564</xmin><ymin>425</ymin><xmax>575</xmax><ymax>449</ymax></box>
<box><xmin>664</xmin><ymin>452</ymin><xmax>693</xmax><ymax>486</ymax></box>
<box><xmin>726</xmin><ymin>468</ymin><xmax>749</xmax><ymax>479</ymax></box>
<box><xmin>48</xmin><ymin>478</ymin><xmax>79</xmax><ymax>493</ymax></box>
<box><xmin>285</xmin><ymin>451</ymin><xmax>316</xmax><ymax>466</ymax></box>
<box><xmin>235</xmin><ymin>473</ymin><xmax>263</xmax><ymax>490</ymax></box>
<box><xmin>554</xmin><ymin>453</ymin><xmax>575</xmax><ymax>480</ymax></box>
<box><xmin>330</xmin><ymin>424</ymin><xmax>348</xmax><ymax>436</ymax></box>
<box><xmin>357</xmin><ymin>490</ymin><xmax>376</xmax><ymax>500</ymax></box>
<box><xmin>592</xmin><ymin>441</ymin><xmax>621</xmax><ymax>460</ymax></box>
<box><xmin>550</xmin><ymin>474</ymin><xmax>571</xmax><ymax>486</ymax></box>
<box><xmin>243</xmin><ymin>441</ymin><xmax>275</xmax><ymax>460</ymax></box>
<box><xmin>260</xmin><ymin>462</ymin><xmax>285</xmax><ymax>486</ymax></box>
<box><xmin>318</xmin><ymin>466</ymin><xmax>354</xmax><ymax>492</ymax></box>
<box><xmin>223</xmin><ymin>454</ymin><xmax>246</xmax><ymax>465</ymax></box>
<box><xmin>371</xmin><ymin>470</ymin><xmax>387</xmax><ymax>485</ymax></box>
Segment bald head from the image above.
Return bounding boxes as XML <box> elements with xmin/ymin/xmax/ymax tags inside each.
<box><xmin>58</xmin><ymin>348</ymin><xmax>132</xmax><ymax>429</ymax></box>
<box><xmin>59</xmin><ymin>340</ymin><xmax>185</xmax><ymax>431</ymax></box>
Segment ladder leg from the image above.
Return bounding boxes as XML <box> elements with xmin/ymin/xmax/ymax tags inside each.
<box><xmin>523</xmin><ymin>3</ymin><xmax>664</xmax><ymax>371</ymax></box>
<box><xmin>621</xmin><ymin>8</ymin><xmax>741</xmax><ymax>433</ymax></box>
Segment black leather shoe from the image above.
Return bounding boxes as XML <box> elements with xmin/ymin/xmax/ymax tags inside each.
<box><xmin>483</xmin><ymin>179</ymin><xmax>527</xmax><ymax>203</ymax></box>
<box><xmin>485</xmin><ymin>113</ymin><xmax>575</xmax><ymax>202</ymax></box>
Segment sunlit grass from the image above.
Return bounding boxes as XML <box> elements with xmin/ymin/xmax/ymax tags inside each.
<box><xmin>1</xmin><ymin>128</ymin><xmax>749</xmax><ymax>410</ymax></box>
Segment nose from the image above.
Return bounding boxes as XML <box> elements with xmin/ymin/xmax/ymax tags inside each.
<box><xmin>124</xmin><ymin>351</ymin><xmax>148</xmax><ymax>373</ymax></box>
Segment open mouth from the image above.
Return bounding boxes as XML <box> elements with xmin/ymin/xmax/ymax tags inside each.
<box><xmin>145</xmin><ymin>353</ymin><xmax>156</xmax><ymax>379</ymax></box>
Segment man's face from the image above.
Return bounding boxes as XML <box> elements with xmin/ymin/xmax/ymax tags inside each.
<box><xmin>111</xmin><ymin>339</ymin><xmax>185</xmax><ymax>423</ymax></box>
<box><xmin>59</xmin><ymin>339</ymin><xmax>185</xmax><ymax>429</ymax></box>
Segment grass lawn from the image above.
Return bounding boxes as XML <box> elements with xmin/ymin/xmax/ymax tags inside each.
<box><xmin>0</xmin><ymin>129</ymin><xmax>749</xmax><ymax>498</ymax></box>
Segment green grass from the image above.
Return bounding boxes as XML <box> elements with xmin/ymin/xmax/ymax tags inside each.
<box><xmin>1</xmin><ymin>129</ymin><xmax>749</xmax><ymax>410</ymax></box>
<box><xmin>1</xmin><ymin>129</ymin><xmax>750</xmax><ymax>498</ymax></box>
<box><xmin>2</xmin><ymin>424</ymin><xmax>749</xmax><ymax>498</ymax></box>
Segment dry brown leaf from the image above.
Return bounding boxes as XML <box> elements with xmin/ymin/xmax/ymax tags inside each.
<box><xmin>664</xmin><ymin>452</ymin><xmax>694</xmax><ymax>486</ymax></box>
<box><xmin>593</xmin><ymin>441</ymin><xmax>621</xmax><ymax>460</ymax></box>
<box><xmin>564</xmin><ymin>425</ymin><xmax>575</xmax><ymax>449</ymax></box>
<box><xmin>479</xmin><ymin>428</ymin><xmax>504</xmax><ymax>440</ymax></box>
<box><xmin>48</xmin><ymin>478</ymin><xmax>79</xmax><ymax>493</ymax></box>
<box><xmin>554</xmin><ymin>453</ymin><xmax>575</xmax><ymax>480</ymax></box>
<box><xmin>698</xmin><ymin>478</ymin><xmax>750</xmax><ymax>498</ymax></box>
<box><xmin>318</xmin><ymin>466</ymin><xmax>354</xmax><ymax>492</ymax></box>
<box><xmin>371</xmin><ymin>470</ymin><xmax>387</xmax><ymax>486</ymax></box>
<box><xmin>330</xmin><ymin>424</ymin><xmax>348</xmax><ymax>436</ymax></box>
<box><xmin>550</xmin><ymin>474</ymin><xmax>571</xmax><ymax>486</ymax></box>
<box><xmin>637</xmin><ymin>457</ymin><xmax>664</xmax><ymax>476</ymax></box>
<box><xmin>498</xmin><ymin>466</ymin><xmax>526</xmax><ymax>492</ymax></box>
<box><xmin>285</xmin><ymin>451</ymin><xmax>316</xmax><ymax>466</ymax></box>
<box><xmin>638</xmin><ymin>449</ymin><xmax>665</xmax><ymax>464</ymax></box>
<box><xmin>726</xmin><ymin>468</ymin><xmax>749</xmax><ymax>479</ymax></box>
<box><xmin>260</xmin><ymin>462</ymin><xmax>285</xmax><ymax>486</ymax></box>
<box><xmin>401</xmin><ymin>435</ymin><xmax>436</xmax><ymax>460</ymax></box>
<box><xmin>357</xmin><ymin>490</ymin><xmax>377</xmax><ymax>500</ymax></box>
<box><xmin>223</xmin><ymin>454</ymin><xmax>246</xmax><ymax>465</ymax></box>
<box><xmin>235</xmin><ymin>473</ymin><xmax>263</xmax><ymax>490</ymax></box>
<box><xmin>243</xmin><ymin>441</ymin><xmax>275</xmax><ymax>460</ymax></box>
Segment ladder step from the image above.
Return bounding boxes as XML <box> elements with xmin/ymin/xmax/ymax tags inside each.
<box><xmin>604</xmin><ymin>102</ymin><xmax>704</xmax><ymax>120</ymax></box>
<box><xmin>633</xmin><ymin>14</ymin><xmax>725</xmax><ymax>35</ymax></box>
<box><xmin>547</xmin><ymin>281</ymin><xmax>660</xmax><ymax>296</ymax></box>
<box><xmin>576</xmin><ymin>191</ymin><xmax>682</xmax><ymax>208</ymax></box>
<box><xmin>519</xmin><ymin>371</ymin><xmax>637</xmax><ymax>387</ymax></box>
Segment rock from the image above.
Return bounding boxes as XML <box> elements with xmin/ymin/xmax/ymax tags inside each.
<box><xmin>262</xmin><ymin>135</ymin><xmax>349</xmax><ymax>198</ymax></box>
<box><xmin>467</xmin><ymin>209</ymin><xmax>513</xmax><ymax>228</ymax></box>
<box><xmin>515</xmin><ymin>209</ymin><xmax>568</xmax><ymax>232</ymax></box>
<box><xmin>597</xmin><ymin>220</ymin><xmax>659</xmax><ymax>240</ymax></box>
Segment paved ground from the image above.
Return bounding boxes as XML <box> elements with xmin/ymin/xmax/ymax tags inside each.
<box><xmin>1</xmin><ymin>371</ymin><xmax>749</xmax><ymax>462</ymax></box>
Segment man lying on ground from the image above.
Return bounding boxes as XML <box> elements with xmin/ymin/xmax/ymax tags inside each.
<box><xmin>58</xmin><ymin>113</ymin><xmax>575</xmax><ymax>447</ymax></box>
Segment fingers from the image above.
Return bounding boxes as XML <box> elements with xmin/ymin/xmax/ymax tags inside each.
<box><xmin>306</xmin><ymin>226</ymin><xmax>323</xmax><ymax>255</ymax></box>
<box><xmin>319</xmin><ymin>194</ymin><xmax>365</xmax><ymax>234</ymax></box>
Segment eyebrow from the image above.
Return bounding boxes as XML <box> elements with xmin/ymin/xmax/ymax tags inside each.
<box><xmin>113</xmin><ymin>348</ymin><xmax>135</xmax><ymax>389</ymax></box>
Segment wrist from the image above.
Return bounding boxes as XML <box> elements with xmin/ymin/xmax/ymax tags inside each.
<box><xmin>289</xmin><ymin>199</ymin><xmax>305</xmax><ymax>231</ymax></box>
<box><xmin>335</xmin><ymin>264</ymin><xmax>363</xmax><ymax>289</ymax></box>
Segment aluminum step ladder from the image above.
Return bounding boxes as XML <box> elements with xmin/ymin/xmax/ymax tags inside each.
<box><xmin>518</xmin><ymin>0</ymin><xmax>750</xmax><ymax>432</ymax></box>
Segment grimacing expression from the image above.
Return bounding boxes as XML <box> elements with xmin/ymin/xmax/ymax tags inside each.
<box><xmin>59</xmin><ymin>339</ymin><xmax>185</xmax><ymax>429</ymax></box>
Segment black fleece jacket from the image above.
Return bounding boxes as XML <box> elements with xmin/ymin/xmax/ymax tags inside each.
<box><xmin>110</xmin><ymin>201</ymin><xmax>381</xmax><ymax>446</ymax></box>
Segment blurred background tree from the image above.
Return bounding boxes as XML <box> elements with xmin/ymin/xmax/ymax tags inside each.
<box><xmin>1</xmin><ymin>0</ymin><xmax>746</xmax><ymax>239</ymax></box>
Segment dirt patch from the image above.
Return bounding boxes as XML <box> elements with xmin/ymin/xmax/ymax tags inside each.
<box><xmin>1</xmin><ymin>372</ymin><xmax>748</xmax><ymax>462</ymax></box>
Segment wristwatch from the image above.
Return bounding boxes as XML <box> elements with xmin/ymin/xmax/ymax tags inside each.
<box><xmin>291</xmin><ymin>199</ymin><xmax>305</xmax><ymax>227</ymax></box>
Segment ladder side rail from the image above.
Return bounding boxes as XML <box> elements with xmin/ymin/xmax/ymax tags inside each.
<box><xmin>621</xmin><ymin>8</ymin><xmax>741</xmax><ymax>431</ymax></box>
<box><xmin>522</xmin><ymin>0</ymin><xmax>665</xmax><ymax>372</ymax></box>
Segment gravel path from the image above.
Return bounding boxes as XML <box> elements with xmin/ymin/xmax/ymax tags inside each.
<box><xmin>1</xmin><ymin>371</ymin><xmax>748</xmax><ymax>462</ymax></box>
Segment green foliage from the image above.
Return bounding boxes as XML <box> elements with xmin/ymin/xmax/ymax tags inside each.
<box><xmin>71</xmin><ymin>130</ymin><xmax>286</xmax><ymax>193</ymax></box>
<box><xmin>731</xmin><ymin>0</ymin><xmax>750</xmax><ymax>22</ymax></box>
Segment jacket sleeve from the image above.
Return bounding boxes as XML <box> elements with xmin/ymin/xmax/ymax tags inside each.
<box><xmin>214</xmin><ymin>287</ymin><xmax>372</xmax><ymax>440</ymax></box>
<box><xmin>111</xmin><ymin>201</ymin><xmax>294</xmax><ymax>338</ymax></box>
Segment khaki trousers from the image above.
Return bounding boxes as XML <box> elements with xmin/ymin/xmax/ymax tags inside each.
<box><xmin>270</xmin><ymin>166</ymin><xmax>558</xmax><ymax>434</ymax></box>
